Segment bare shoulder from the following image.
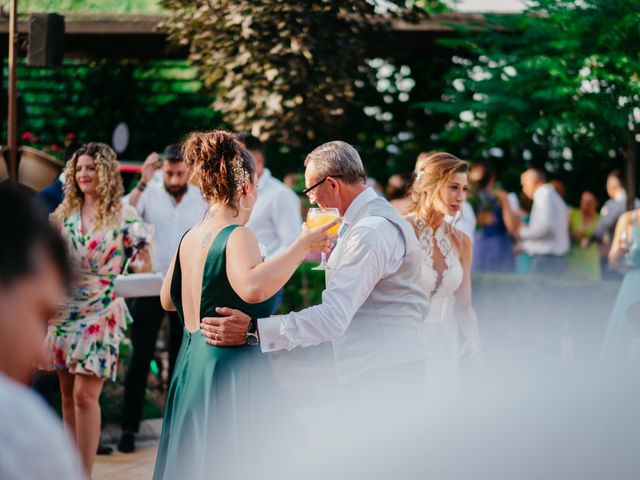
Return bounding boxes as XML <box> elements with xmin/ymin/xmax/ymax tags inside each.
<box><xmin>227</xmin><ymin>224</ymin><xmax>259</xmax><ymax>244</ymax></box>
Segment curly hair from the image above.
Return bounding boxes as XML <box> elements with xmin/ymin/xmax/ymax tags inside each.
<box><xmin>182</xmin><ymin>130</ymin><xmax>256</xmax><ymax>215</ymax></box>
<box><xmin>407</xmin><ymin>151</ymin><xmax>469</xmax><ymax>231</ymax></box>
<box><xmin>52</xmin><ymin>142</ymin><xmax>124</xmax><ymax>230</ymax></box>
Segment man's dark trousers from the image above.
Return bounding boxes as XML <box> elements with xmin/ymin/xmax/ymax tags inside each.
<box><xmin>121</xmin><ymin>296</ymin><xmax>182</xmax><ymax>433</ymax></box>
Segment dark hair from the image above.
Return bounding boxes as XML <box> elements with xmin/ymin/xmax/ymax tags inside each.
<box><xmin>235</xmin><ymin>133</ymin><xmax>265</xmax><ymax>157</ymax></box>
<box><xmin>182</xmin><ymin>130</ymin><xmax>256</xmax><ymax>213</ymax></box>
<box><xmin>0</xmin><ymin>182</ymin><xmax>70</xmax><ymax>288</ymax></box>
<box><xmin>472</xmin><ymin>161</ymin><xmax>496</xmax><ymax>189</ymax></box>
<box><xmin>64</xmin><ymin>140</ymin><xmax>85</xmax><ymax>163</ymax></box>
<box><xmin>608</xmin><ymin>170</ymin><xmax>623</xmax><ymax>182</ymax></box>
<box><xmin>386</xmin><ymin>172</ymin><xmax>413</xmax><ymax>200</ymax></box>
<box><xmin>163</xmin><ymin>143</ymin><xmax>183</xmax><ymax>163</ymax></box>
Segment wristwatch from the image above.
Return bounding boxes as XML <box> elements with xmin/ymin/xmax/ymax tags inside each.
<box><xmin>245</xmin><ymin>317</ymin><xmax>260</xmax><ymax>346</ymax></box>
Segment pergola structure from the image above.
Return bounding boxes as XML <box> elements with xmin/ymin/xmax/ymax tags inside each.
<box><xmin>0</xmin><ymin>13</ymin><xmax>485</xmax><ymax>60</ymax></box>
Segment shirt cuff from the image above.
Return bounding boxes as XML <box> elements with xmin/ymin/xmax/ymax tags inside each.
<box><xmin>257</xmin><ymin>316</ymin><xmax>289</xmax><ymax>353</ymax></box>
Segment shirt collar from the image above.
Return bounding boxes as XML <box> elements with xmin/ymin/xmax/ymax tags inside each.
<box><xmin>342</xmin><ymin>187</ymin><xmax>378</xmax><ymax>225</ymax></box>
<box><xmin>258</xmin><ymin>168</ymin><xmax>272</xmax><ymax>188</ymax></box>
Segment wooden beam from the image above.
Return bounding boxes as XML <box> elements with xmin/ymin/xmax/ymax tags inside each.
<box><xmin>0</xmin><ymin>13</ymin><xmax>489</xmax><ymax>60</ymax></box>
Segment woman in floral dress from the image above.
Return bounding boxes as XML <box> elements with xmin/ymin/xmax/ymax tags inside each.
<box><xmin>42</xmin><ymin>142</ymin><xmax>150</xmax><ymax>475</ymax></box>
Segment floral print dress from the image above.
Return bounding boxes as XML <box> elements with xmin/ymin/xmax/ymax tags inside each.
<box><xmin>43</xmin><ymin>205</ymin><xmax>142</xmax><ymax>381</ymax></box>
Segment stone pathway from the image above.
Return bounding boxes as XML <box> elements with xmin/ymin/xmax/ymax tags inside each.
<box><xmin>93</xmin><ymin>419</ymin><xmax>161</xmax><ymax>480</ymax></box>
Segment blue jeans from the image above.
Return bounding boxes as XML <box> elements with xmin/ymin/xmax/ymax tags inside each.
<box><xmin>530</xmin><ymin>254</ymin><xmax>567</xmax><ymax>276</ymax></box>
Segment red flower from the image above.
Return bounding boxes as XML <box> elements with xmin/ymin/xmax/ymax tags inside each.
<box><xmin>66</xmin><ymin>132</ymin><xmax>76</xmax><ymax>140</ymax></box>
<box><xmin>107</xmin><ymin>317</ymin><xmax>117</xmax><ymax>330</ymax></box>
<box><xmin>21</xmin><ymin>132</ymin><xmax>35</xmax><ymax>142</ymax></box>
<box><xmin>87</xmin><ymin>324</ymin><xmax>101</xmax><ymax>335</ymax></box>
<box><xmin>99</xmin><ymin>278</ymin><xmax>111</xmax><ymax>286</ymax></box>
<box><xmin>54</xmin><ymin>348</ymin><xmax>65</xmax><ymax>365</ymax></box>
<box><xmin>48</xmin><ymin>144</ymin><xmax>61</xmax><ymax>151</ymax></box>
<box><xmin>88</xmin><ymin>239</ymin><xmax>98</xmax><ymax>250</ymax></box>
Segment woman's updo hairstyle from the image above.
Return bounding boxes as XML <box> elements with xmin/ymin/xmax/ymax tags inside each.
<box><xmin>182</xmin><ymin>130</ymin><xmax>256</xmax><ymax>212</ymax></box>
<box><xmin>408</xmin><ymin>151</ymin><xmax>469</xmax><ymax>229</ymax></box>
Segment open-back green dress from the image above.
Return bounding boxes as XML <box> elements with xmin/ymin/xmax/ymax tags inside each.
<box><xmin>153</xmin><ymin>225</ymin><xmax>290</xmax><ymax>479</ymax></box>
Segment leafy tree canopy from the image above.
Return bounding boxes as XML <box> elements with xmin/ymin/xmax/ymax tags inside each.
<box><xmin>161</xmin><ymin>0</ymin><xmax>443</xmax><ymax>147</ymax></box>
<box><xmin>419</xmin><ymin>0</ymin><xmax>640</xmax><ymax>202</ymax></box>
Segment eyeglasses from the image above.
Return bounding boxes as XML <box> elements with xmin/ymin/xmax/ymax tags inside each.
<box><xmin>302</xmin><ymin>175</ymin><xmax>344</xmax><ymax>197</ymax></box>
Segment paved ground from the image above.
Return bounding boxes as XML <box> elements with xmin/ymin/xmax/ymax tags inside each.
<box><xmin>93</xmin><ymin>419</ymin><xmax>161</xmax><ymax>480</ymax></box>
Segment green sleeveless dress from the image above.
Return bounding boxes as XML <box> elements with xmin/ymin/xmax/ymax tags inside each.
<box><xmin>153</xmin><ymin>225</ymin><xmax>285</xmax><ymax>479</ymax></box>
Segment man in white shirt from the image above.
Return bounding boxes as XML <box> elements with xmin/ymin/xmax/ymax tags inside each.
<box><xmin>118</xmin><ymin>144</ymin><xmax>207</xmax><ymax>453</ymax></box>
<box><xmin>0</xmin><ymin>184</ymin><xmax>86</xmax><ymax>480</ymax></box>
<box><xmin>517</xmin><ymin>168</ymin><xmax>570</xmax><ymax>275</ymax></box>
<box><xmin>201</xmin><ymin>141</ymin><xmax>429</xmax><ymax>399</ymax></box>
<box><xmin>236</xmin><ymin>134</ymin><xmax>302</xmax><ymax>313</ymax></box>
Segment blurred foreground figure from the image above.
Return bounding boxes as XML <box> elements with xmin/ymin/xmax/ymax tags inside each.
<box><xmin>0</xmin><ymin>183</ymin><xmax>86</xmax><ymax>480</ymax></box>
<box><xmin>601</xmin><ymin>208</ymin><xmax>640</xmax><ymax>363</ymax></box>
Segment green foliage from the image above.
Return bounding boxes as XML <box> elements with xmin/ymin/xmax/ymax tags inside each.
<box><xmin>160</xmin><ymin>0</ymin><xmax>452</xmax><ymax>182</ymax></box>
<box><xmin>17</xmin><ymin>0</ymin><xmax>164</xmax><ymax>14</ymax></box>
<box><xmin>420</xmin><ymin>0</ymin><xmax>640</xmax><ymax>203</ymax></box>
<box><xmin>6</xmin><ymin>59</ymin><xmax>219</xmax><ymax>161</ymax></box>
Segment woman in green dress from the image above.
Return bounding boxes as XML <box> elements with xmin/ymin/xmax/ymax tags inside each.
<box><xmin>153</xmin><ymin>130</ymin><xmax>338</xmax><ymax>480</ymax></box>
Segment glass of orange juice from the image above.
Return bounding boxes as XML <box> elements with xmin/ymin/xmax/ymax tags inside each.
<box><xmin>307</xmin><ymin>207</ymin><xmax>340</xmax><ymax>270</ymax></box>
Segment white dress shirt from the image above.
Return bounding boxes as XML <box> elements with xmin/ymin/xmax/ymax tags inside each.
<box><xmin>258</xmin><ymin>188</ymin><xmax>405</xmax><ymax>352</ymax></box>
<box><xmin>123</xmin><ymin>183</ymin><xmax>208</xmax><ymax>275</ymax></box>
<box><xmin>0</xmin><ymin>373</ymin><xmax>86</xmax><ymax>480</ymax></box>
<box><xmin>246</xmin><ymin>169</ymin><xmax>302</xmax><ymax>259</ymax></box>
<box><xmin>519</xmin><ymin>183</ymin><xmax>570</xmax><ymax>256</ymax></box>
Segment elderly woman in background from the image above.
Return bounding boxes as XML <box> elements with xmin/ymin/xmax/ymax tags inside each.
<box><xmin>567</xmin><ymin>191</ymin><xmax>601</xmax><ymax>280</ymax></box>
<box><xmin>41</xmin><ymin>142</ymin><xmax>151</xmax><ymax>476</ymax></box>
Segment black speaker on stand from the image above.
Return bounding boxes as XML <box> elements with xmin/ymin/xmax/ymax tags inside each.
<box><xmin>27</xmin><ymin>13</ymin><xmax>65</xmax><ymax>68</ymax></box>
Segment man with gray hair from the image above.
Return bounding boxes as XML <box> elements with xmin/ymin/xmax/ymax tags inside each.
<box><xmin>201</xmin><ymin>140</ymin><xmax>429</xmax><ymax>399</ymax></box>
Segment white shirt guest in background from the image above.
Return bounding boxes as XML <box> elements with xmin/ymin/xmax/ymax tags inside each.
<box><xmin>517</xmin><ymin>168</ymin><xmax>569</xmax><ymax>276</ymax></box>
<box><xmin>236</xmin><ymin>133</ymin><xmax>302</xmax><ymax>313</ymax></box>
<box><xmin>118</xmin><ymin>144</ymin><xmax>207</xmax><ymax>454</ymax></box>
<box><xmin>201</xmin><ymin>141</ymin><xmax>429</xmax><ymax>410</ymax></box>
<box><xmin>0</xmin><ymin>185</ymin><xmax>86</xmax><ymax>480</ymax></box>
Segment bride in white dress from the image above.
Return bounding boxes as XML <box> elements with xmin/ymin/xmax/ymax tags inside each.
<box><xmin>405</xmin><ymin>152</ymin><xmax>481</xmax><ymax>394</ymax></box>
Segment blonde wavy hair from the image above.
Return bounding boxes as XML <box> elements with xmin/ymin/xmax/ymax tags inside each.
<box><xmin>407</xmin><ymin>151</ymin><xmax>469</xmax><ymax>232</ymax></box>
<box><xmin>52</xmin><ymin>142</ymin><xmax>124</xmax><ymax>230</ymax></box>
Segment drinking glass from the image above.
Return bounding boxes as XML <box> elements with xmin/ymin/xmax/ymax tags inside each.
<box><xmin>306</xmin><ymin>207</ymin><xmax>340</xmax><ymax>270</ymax></box>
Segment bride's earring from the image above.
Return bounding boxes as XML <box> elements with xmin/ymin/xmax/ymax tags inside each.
<box><xmin>240</xmin><ymin>193</ymin><xmax>256</xmax><ymax>211</ymax></box>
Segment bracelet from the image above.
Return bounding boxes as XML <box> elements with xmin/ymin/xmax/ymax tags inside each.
<box><xmin>137</xmin><ymin>181</ymin><xmax>147</xmax><ymax>192</ymax></box>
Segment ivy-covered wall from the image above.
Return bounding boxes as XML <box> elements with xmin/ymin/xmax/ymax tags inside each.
<box><xmin>3</xmin><ymin>59</ymin><xmax>220</xmax><ymax>162</ymax></box>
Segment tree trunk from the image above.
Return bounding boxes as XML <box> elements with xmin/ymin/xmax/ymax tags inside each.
<box><xmin>624</xmin><ymin>127</ymin><xmax>638</xmax><ymax>211</ymax></box>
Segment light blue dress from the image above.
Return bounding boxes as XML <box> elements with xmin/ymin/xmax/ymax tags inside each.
<box><xmin>600</xmin><ymin>212</ymin><xmax>640</xmax><ymax>364</ymax></box>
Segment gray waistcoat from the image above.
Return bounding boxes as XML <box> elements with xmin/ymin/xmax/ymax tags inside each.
<box><xmin>327</xmin><ymin>197</ymin><xmax>428</xmax><ymax>382</ymax></box>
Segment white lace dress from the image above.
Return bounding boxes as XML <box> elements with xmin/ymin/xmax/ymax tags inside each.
<box><xmin>414</xmin><ymin>219</ymin><xmax>464</xmax><ymax>393</ymax></box>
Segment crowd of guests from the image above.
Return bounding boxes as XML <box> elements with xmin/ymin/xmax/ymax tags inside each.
<box><xmin>382</xmin><ymin>162</ymin><xmax>638</xmax><ymax>282</ymax></box>
<box><xmin>1</xmin><ymin>132</ymin><xmax>638</xmax><ymax>479</ymax></box>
